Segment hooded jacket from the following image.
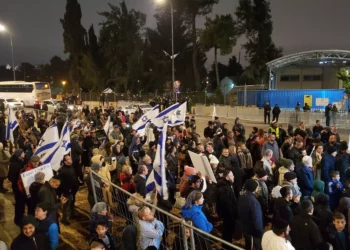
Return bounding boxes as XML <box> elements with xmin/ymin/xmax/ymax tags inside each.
<box><xmin>128</xmin><ymin>136</ymin><xmax>143</xmax><ymax>163</ymax></box>
<box><xmin>216</xmin><ymin>179</ymin><xmax>237</xmax><ymax>221</ymax></box>
<box><xmin>311</xmin><ymin>180</ymin><xmax>325</xmax><ymax>202</ymax></box>
<box><xmin>8</xmin><ymin>154</ymin><xmax>25</xmax><ymax>191</ymax></box>
<box><xmin>181</xmin><ymin>204</ymin><xmax>213</xmax><ymax>233</ymax></box>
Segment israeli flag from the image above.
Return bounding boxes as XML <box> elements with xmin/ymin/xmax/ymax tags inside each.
<box><xmin>34</xmin><ymin>124</ymin><xmax>59</xmax><ymax>159</ymax></box>
<box><xmin>69</xmin><ymin>119</ymin><xmax>82</xmax><ymax>132</ymax></box>
<box><xmin>145</xmin><ymin>123</ymin><xmax>168</xmax><ymax>200</ymax></box>
<box><xmin>132</xmin><ymin>105</ymin><xmax>159</xmax><ymax>136</ymax></box>
<box><xmin>41</xmin><ymin>122</ymin><xmax>71</xmax><ymax>171</ymax></box>
<box><xmin>6</xmin><ymin>108</ymin><xmax>19</xmax><ymax>143</ymax></box>
<box><xmin>104</xmin><ymin>115</ymin><xmax>111</xmax><ymax>135</ymax></box>
<box><xmin>169</xmin><ymin>102</ymin><xmax>187</xmax><ymax>127</ymax></box>
<box><xmin>152</xmin><ymin>103</ymin><xmax>180</xmax><ymax>130</ymax></box>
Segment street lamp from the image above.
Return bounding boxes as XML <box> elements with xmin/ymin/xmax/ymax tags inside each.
<box><xmin>0</xmin><ymin>24</ymin><xmax>16</xmax><ymax>81</ymax></box>
<box><xmin>156</xmin><ymin>0</ymin><xmax>175</xmax><ymax>100</ymax></box>
<box><xmin>62</xmin><ymin>81</ymin><xmax>66</xmax><ymax>95</ymax></box>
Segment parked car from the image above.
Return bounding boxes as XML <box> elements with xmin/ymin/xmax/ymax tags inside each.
<box><xmin>121</xmin><ymin>103</ymin><xmax>153</xmax><ymax>114</ymax></box>
<box><xmin>0</xmin><ymin>98</ymin><xmax>24</xmax><ymax>109</ymax></box>
<box><xmin>41</xmin><ymin>99</ymin><xmax>68</xmax><ymax>112</ymax></box>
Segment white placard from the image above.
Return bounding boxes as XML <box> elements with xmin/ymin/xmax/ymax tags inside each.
<box><xmin>315</xmin><ymin>98</ymin><xmax>329</xmax><ymax>106</ymax></box>
<box><xmin>20</xmin><ymin>164</ymin><xmax>54</xmax><ymax>196</ymax></box>
<box><xmin>188</xmin><ymin>151</ymin><xmax>217</xmax><ymax>183</ymax></box>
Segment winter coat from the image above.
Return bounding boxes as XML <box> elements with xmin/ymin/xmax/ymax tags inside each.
<box><xmin>57</xmin><ymin>164</ymin><xmax>79</xmax><ymax>196</ymax></box>
<box><xmin>10</xmin><ymin>232</ymin><xmax>49</xmax><ymax>250</ymax></box>
<box><xmin>216</xmin><ymin>179</ymin><xmax>237</xmax><ymax>222</ymax></box>
<box><xmin>286</xmin><ymin>147</ymin><xmax>301</xmax><ymax>165</ymax></box>
<box><xmin>7</xmin><ymin>155</ymin><xmax>25</xmax><ymax>191</ymax></box>
<box><xmin>181</xmin><ymin>204</ymin><xmax>213</xmax><ymax>233</ymax></box>
<box><xmin>237</xmin><ymin>148</ymin><xmax>253</xmax><ymax>170</ymax></box>
<box><xmin>232</xmin><ymin>123</ymin><xmax>245</xmax><ymax>136</ymax></box>
<box><xmin>272</xmin><ymin>106</ymin><xmax>281</xmax><ymax>115</ymax></box>
<box><xmin>281</xmin><ymin>180</ymin><xmax>301</xmax><ymax>197</ymax></box>
<box><xmin>24</xmin><ymin>144</ymin><xmax>33</xmax><ymax>165</ymax></box>
<box><xmin>321</xmin><ymin>154</ymin><xmax>336</xmax><ymax>185</ymax></box>
<box><xmin>313</xmin><ymin>204</ymin><xmax>333</xmax><ymax>239</ymax></box>
<box><xmin>134</xmin><ymin>174</ymin><xmax>146</xmax><ymax>197</ymax></box>
<box><xmin>277</xmin><ymin>167</ymin><xmax>290</xmax><ymax>186</ymax></box>
<box><xmin>237</xmin><ymin>191</ymin><xmax>264</xmax><ymax>237</ymax></box>
<box><xmin>203</xmin><ymin>126</ymin><xmax>216</xmax><ymax>139</ymax></box>
<box><xmin>273</xmin><ymin>197</ymin><xmax>299</xmax><ymax>226</ymax></box>
<box><xmin>89</xmin><ymin>232</ymin><xmax>117</xmax><ymax>250</ymax></box>
<box><xmin>335</xmin><ymin>152</ymin><xmax>350</xmax><ymax>183</ymax></box>
<box><xmin>261</xmin><ymin>141</ymin><xmax>280</xmax><ymax>163</ymax></box>
<box><xmin>0</xmin><ymin>150</ymin><xmax>9</xmax><ymax>178</ymax></box>
<box><xmin>326</xmin><ymin>225</ymin><xmax>350</xmax><ymax>250</ymax></box>
<box><xmin>71</xmin><ymin>139</ymin><xmax>83</xmax><ymax>163</ymax></box>
<box><xmin>37</xmin><ymin>181</ymin><xmax>61</xmax><ymax>213</ymax></box>
<box><xmin>311</xmin><ymin>180</ymin><xmax>325</xmax><ymax>203</ymax></box>
<box><xmin>296</xmin><ymin>165</ymin><xmax>314</xmax><ymax>197</ymax></box>
<box><xmin>128</xmin><ymin>136</ymin><xmax>143</xmax><ymax>164</ymax></box>
<box><xmin>120</xmin><ymin>172</ymin><xmax>135</xmax><ymax>193</ymax></box>
<box><xmin>166</xmin><ymin>154</ymin><xmax>178</xmax><ymax>179</ymax></box>
<box><xmin>29</xmin><ymin>182</ymin><xmax>43</xmax><ymax>214</ymax></box>
<box><xmin>264</xmin><ymin>104</ymin><xmax>271</xmax><ymax>114</ymax></box>
<box><xmin>290</xmin><ymin>212</ymin><xmax>323</xmax><ymax>250</ymax></box>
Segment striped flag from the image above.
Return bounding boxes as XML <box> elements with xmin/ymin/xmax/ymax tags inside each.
<box><xmin>34</xmin><ymin>124</ymin><xmax>59</xmax><ymax>159</ymax></box>
<box><xmin>6</xmin><ymin>108</ymin><xmax>19</xmax><ymax>144</ymax></box>
<box><xmin>132</xmin><ymin>105</ymin><xmax>159</xmax><ymax>136</ymax></box>
<box><xmin>146</xmin><ymin>123</ymin><xmax>168</xmax><ymax>200</ymax></box>
<box><xmin>152</xmin><ymin>103</ymin><xmax>179</xmax><ymax>130</ymax></box>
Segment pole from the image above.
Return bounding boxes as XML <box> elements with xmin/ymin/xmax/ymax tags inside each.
<box><xmin>170</xmin><ymin>0</ymin><xmax>175</xmax><ymax>101</ymax></box>
<box><xmin>9</xmin><ymin>32</ymin><xmax>16</xmax><ymax>81</ymax></box>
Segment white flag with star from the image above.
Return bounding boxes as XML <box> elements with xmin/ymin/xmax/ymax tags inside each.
<box><xmin>152</xmin><ymin>103</ymin><xmax>180</xmax><ymax>130</ymax></box>
<box><xmin>169</xmin><ymin>102</ymin><xmax>187</xmax><ymax>127</ymax></box>
<box><xmin>133</xmin><ymin>105</ymin><xmax>159</xmax><ymax>136</ymax></box>
<box><xmin>6</xmin><ymin>108</ymin><xmax>19</xmax><ymax>143</ymax></box>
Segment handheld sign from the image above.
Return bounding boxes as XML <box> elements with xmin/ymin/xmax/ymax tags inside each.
<box><xmin>21</xmin><ymin>164</ymin><xmax>54</xmax><ymax>197</ymax></box>
<box><xmin>188</xmin><ymin>151</ymin><xmax>217</xmax><ymax>183</ymax></box>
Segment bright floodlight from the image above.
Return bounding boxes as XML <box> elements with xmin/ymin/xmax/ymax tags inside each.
<box><xmin>156</xmin><ymin>0</ymin><xmax>166</xmax><ymax>4</ymax></box>
<box><xmin>0</xmin><ymin>24</ymin><xmax>6</xmax><ymax>32</ymax></box>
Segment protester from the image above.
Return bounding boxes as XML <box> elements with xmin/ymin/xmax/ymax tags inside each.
<box><xmin>262</xmin><ymin>219</ymin><xmax>294</xmax><ymax>250</ymax></box>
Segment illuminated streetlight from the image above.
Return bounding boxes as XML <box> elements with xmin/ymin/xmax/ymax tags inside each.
<box><xmin>0</xmin><ymin>23</ymin><xmax>16</xmax><ymax>81</ymax></box>
<box><xmin>62</xmin><ymin>81</ymin><xmax>66</xmax><ymax>86</ymax></box>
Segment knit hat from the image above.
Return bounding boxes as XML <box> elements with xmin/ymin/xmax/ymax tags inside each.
<box><xmin>273</xmin><ymin>218</ymin><xmax>289</xmax><ymax>230</ymax></box>
<box><xmin>21</xmin><ymin>215</ymin><xmax>37</xmax><ymax>228</ymax></box>
<box><xmin>244</xmin><ymin>179</ymin><xmax>259</xmax><ymax>192</ymax></box>
<box><xmin>312</xmin><ymin>132</ymin><xmax>321</xmax><ymax>139</ymax></box>
<box><xmin>30</xmin><ymin>155</ymin><xmax>40</xmax><ymax>163</ymax></box>
<box><xmin>14</xmin><ymin>149</ymin><xmax>24</xmax><ymax>158</ymax></box>
<box><xmin>91</xmin><ymin>202</ymin><xmax>107</xmax><ymax>213</ymax></box>
<box><xmin>339</xmin><ymin>141</ymin><xmax>348</xmax><ymax>151</ymax></box>
<box><xmin>280</xmin><ymin>158</ymin><xmax>294</xmax><ymax>168</ymax></box>
<box><xmin>327</xmin><ymin>146</ymin><xmax>337</xmax><ymax>155</ymax></box>
<box><xmin>284</xmin><ymin>171</ymin><xmax>297</xmax><ymax>181</ymax></box>
<box><xmin>34</xmin><ymin>172</ymin><xmax>45</xmax><ymax>182</ymax></box>
<box><xmin>209</xmin><ymin>155</ymin><xmax>219</xmax><ymax>165</ymax></box>
<box><xmin>184</xmin><ymin>166</ymin><xmax>196</xmax><ymax>176</ymax></box>
<box><xmin>36</xmin><ymin>202</ymin><xmax>49</xmax><ymax>212</ymax></box>
<box><xmin>255</xmin><ymin>168</ymin><xmax>268</xmax><ymax>178</ymax></box>
<box><xmin>91</xmin><ymin>163</ymin><xmax>100</xmax><ymax>171</ymax></box>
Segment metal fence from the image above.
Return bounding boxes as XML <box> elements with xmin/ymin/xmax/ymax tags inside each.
<box><xmin>89</xmin><ymin>170</ymin><xmax>244</xmax><ymax>250</ymax></box>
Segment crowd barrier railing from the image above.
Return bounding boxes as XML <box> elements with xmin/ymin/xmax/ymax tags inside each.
<box><xmin>89</xmin><ymin>170</ymin><xmax>244</xmax><ymax>250</ymax></box>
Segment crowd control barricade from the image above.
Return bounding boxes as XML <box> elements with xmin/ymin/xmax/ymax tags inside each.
<box><xmin>89</xmin><ymin>171</ymin><xmax>244</xmax><ymax>250</ymax></box>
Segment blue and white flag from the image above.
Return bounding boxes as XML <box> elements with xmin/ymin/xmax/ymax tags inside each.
<box><xmin>41</xmin><ymin>122</ymin><xmax>71</xmax><ymax>171</ymax></box>
<box><xmin>169</xmin><ymin>102</ymin><xmax>187</xmax><ymax>127</ymax></box>
<box><xmin>34</xmin><ymin>124</ymin><xmax>60</xmax><ymax>159</ymax></box>
<box><xmin>104</xmin><ymin>115</ymin><xmax>111</xmax><ymax>135</ymax></box>
<box><xmin>146</xmin><ymin>123</ymin><xmax>168</xmax><ymax>200</ymax></box>
<box><xmin>132</xmin><ymin>105</ymin><xmax>159</xmax><ymax>136</ymax></box>
<box><xmin>152</xmin><ymin>103</ymin><xmax>180</xmax><ymax>130</ymax></box>
<box><xmin>69</xmin><ymin>119</ymin><xmax>82</xmax><ymax>132</ymax></box>
<box><xmin>6</xmin><ymin>108</ymin><xmax>19</xmax><ymax>143</ymax></box>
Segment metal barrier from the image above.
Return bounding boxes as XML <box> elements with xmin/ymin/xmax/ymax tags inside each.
<box><xmin>89</xmin><ymin>170</ymin><xmax>244</xmax><ymax>250</ymax></box>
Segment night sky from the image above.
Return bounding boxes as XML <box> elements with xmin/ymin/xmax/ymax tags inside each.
<box><xmin>0</xmin><ymin>0</ymin><xmax>350</xmax><ymax>68</ymax></box>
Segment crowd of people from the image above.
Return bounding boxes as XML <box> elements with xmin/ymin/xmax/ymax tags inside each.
<box><xmin>0</xmin><ymin>102</ymin><xmax>350</xmax><ymax>250</ymax></box>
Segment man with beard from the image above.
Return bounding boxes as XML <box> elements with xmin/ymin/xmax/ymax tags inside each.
<box><xmin>323</xmin><ymin>135</ymin><xmax>340</xmax><ymax>152</ymax></box>
<box><xmin>262</xmin><ymin>219</ymin><xmax>294</xmax><ymax>250</ymax></box>
<box><xmin>216</xmin><ymin>170</ymin><xmax>237</xmax><ymax>250</ymax></box>
<box><xmin>138</xmin><ymin>206</ymin><xmax>165</xmax><ymax>250</ymax></box>
<box><xmin>261</xmin><ymin>134</ymin><xmax>280</xmax><ymax>164</ymax></box>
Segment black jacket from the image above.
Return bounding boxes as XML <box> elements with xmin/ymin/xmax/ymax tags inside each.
<box><xmin>89</xmin><ymin>232</ymin><xmax>117</xmax><ymax>250</ymax></box>
<box><xmin>203</xmin><ymin>126</ymin><xmax>216</xmax><ymax>139</ymax></box>
<box><xmin>313</xmin><ymin>204</ymin><xmax>333</xmax><ymax>239</ymax></box>
<box><xmin>290</xmin><ymin>212</ymin><xmax>323</xmax><ymax>250</ymax></box>
<box><xmin>10</xmin><ymin>232</ymin><xmax>49</xmax><ymax>250</ymax></box>
<box><xmin>264</xmin><ymin>105</ymin><xmax>271</xmax><ymax>114</ymax></box>
<box><xmin>272</xmin><ymin>106</ymin><xmax>281</xmax><ymax>115</ymax></box>
<box><xmin>216</xmin><ymin>179</ymin><xmax>237</xmax><ymax>222</ymax></box>
<box><xmin>29</xmin><ymin>182</ymin><xmax>43</xmax><ymax>214</ymax></box>
<box><xmin>71</xmin><ymin>140</ymin><xmax>83</xmax><ymax>163</ymax></box>
<box><xmin>273</xmin><ymin>197</ymin><xmax>299</xmax><ymax>226</ymax></box>
<box><xmin>134</xmin><ymin>174</ymin><xmax>146</xmax><ymax>197</ymax></box>
<box><xmin>38</xmin><ymin>181</ymin><xmax>61</xmax><ymax>212</ymax></box>
<box><xmin>326</xmin><ymin>225</ymin><xmax>350</xmax><ymax>250</ymax></box>
<box><xmin>57</xmin><ymin>164</ymin><xmax>79</xmax><ymax>195</ymax></box>
<box><xmin>8</xmin><ymin>155</ymin><xmax>25</xmax><ymax>190</ymax></box>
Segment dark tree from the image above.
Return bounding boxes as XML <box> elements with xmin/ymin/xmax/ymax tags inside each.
<box><xmin>227</xmin><ymin>55</ymin><xmax>243</xmax><ymax>78</ymax></box>
<box><xmin>176</xmin><ymin>0</ymin><xmax>219</xmax><ymax>90</ymax></box>
<box><xmin>87</xmin><ymin>24</ymin><xmax>101</xmax><ymax>66</ymax></box>
<box><xmin>236</xmin><ymin>0</ymin><xmax>282</xmax><ymax>84</ymax></box>
<box><xmin>60</xmin><ymin>0</ymin><xmax>87</xmax><ymax>93</ymax></box>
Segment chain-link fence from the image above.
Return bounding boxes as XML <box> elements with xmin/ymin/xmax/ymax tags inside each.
<box><xmin>89</xmin><ymin>170</ymin><xmax>244</xmax><ymax>250</ymax></box>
